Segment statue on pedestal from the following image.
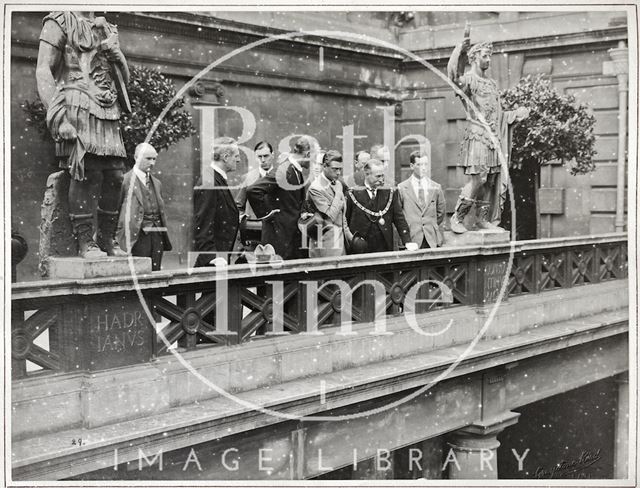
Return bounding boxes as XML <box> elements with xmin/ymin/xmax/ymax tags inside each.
<box><xmin>447</xmin><ymin>24</ymin><xmax>529</xmax><ymax>234</ymax></box>
<box><xmin>36</xmin><ymin>11</ymin><xmax>130</xmax><ymax>258</ymax></box>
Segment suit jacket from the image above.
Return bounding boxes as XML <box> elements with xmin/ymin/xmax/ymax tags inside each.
<box><xmin>193</xmin><ymin>168</ymin><xmax>239</xmax><ymax>267</ymax></box>
<box><xmin>246</xmin><ymin>159</ymin><xmax>307</xmax><ymax>260</ymax></box>
<box><xmin>116</xmin><ymin>170</ymin><xmax>172</xmax><ymax>252</ymax></box>
<box><xmin>346</xmin><ymin>186</ymin><xmax>410</xmax><ymax>252</ymax></box>
<box><xmin>235</xmin><ymin>168</ymin><xmax>264</xmax><ymax>218</ymax></box>
<box><xmin>307</xmin><ymin>174</ymin><xmax>348</xmax><ymax>258</ymax></box>
<box><xmin>397</xmin><ymin>177</ymin><xmax>445</xmax><ymax>248</ymax></box>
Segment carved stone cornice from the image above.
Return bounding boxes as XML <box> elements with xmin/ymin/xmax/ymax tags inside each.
<box><xmin>404</xmin><ymin>27</ymin><xmax>628</xmax><ymax>68</ymax></box>
<box><xmin>110</xmin><ymin>11</ymin><xmax>404</xmax><ymax>67</ymax></box>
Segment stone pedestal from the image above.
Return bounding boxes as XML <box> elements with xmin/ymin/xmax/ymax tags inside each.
<box><xmin>443</xmin><ymin>229</ymin><xmax>510</xmax><ymax>247</ymax></box>
<box><xmin>446</xmin><ymin>411</ymin><xmax>520</xmax><ymax>480</ymax></box>
<box><xmin>39</xmin><ymin>171</ymin><xmax>76</xmax><ymax>277</ymax></box>
<box><xmin>48</xmin><ymin>256</ymin><xmax>152</xmax><ymax>279</ymax></box>
<box><xmin>56</xmin><ymin>292</ymin><xmax>156</xmax><ymax>374</ymax></box>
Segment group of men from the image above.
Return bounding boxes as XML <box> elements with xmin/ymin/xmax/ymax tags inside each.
<box><xmin>186</xmin><ymin>135</ymin><xmax>445</xmax><ymax>267</ymax></box>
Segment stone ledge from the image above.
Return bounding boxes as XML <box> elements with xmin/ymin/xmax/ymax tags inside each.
<box><xmin>12</xmin><ymin>234</ymin><xmax>627</xmax><ymax>300</ymax></box>
<box><xmin>48</xmin><ymin>257</ymin><xmax>152</xmax><ymax>280</ymax></box>
<box><xmin>443</xmin><ymin>229</ymin><xmax>510</xmax><ymax>246</ymax></box>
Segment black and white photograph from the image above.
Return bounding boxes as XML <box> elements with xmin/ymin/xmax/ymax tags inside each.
<box><xmin>2</xmin><ymin>2</ymin><xmax>637</xmax><ymax>485</ymax></box>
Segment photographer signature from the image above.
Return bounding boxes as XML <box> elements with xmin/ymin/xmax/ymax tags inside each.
<box><xmin>534</xmin><ymin>449</ymin><xmax>602</xmax><ymax>479</ymax></box>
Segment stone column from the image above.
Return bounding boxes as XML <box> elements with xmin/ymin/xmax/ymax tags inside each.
<box><xmin>614</xmin><ymin>371</ymin><xmax>629</xmax><ymax>479</ymax></box>
<box><xmin>446</xmin><ymin>411</ymin><xmax>520</xmax><ymax>480</ymax></box>
<box><xmin>604</xmin><ymin>41</ymin><xmax>628</xmax><ymax>232</ymax></box>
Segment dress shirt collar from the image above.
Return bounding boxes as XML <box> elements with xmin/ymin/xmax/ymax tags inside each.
<box><xmin>133</xmin><ymin>166</ymin><xmax>149</xmax><ymax>185</ymax></box>
<box><xmin>211</xmin><ymin>162</ymin><xmax>228</xmax><ymax>180</ymax></box>
<box><xmin>411</xmin><ymin>174</ymin><xmax>435</xmax><ymax>190</ymax></box>
<box><xmin>259</xmin><ymin>167</ymin><xmax>271</xmax><ymax>178</ymax></box>
<box><xmin>410</xmin><ymin>174</ymin><xmax>425</xmax><ymax>185</ymax></box>
<box><xmin>319</xmin><ymin>172</ymin><xmax>336</xmax><ymax>188</ymax></box>
<box><xmin>364</xmin><ymin>182</ymin><xmax>378</xmax><ymax>198</ymax></box>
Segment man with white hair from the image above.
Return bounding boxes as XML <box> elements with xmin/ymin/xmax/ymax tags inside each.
<box><xmin>116</xmin><ymin>143</ymin><xmax>172</xmax><ymax>271</ymax></box>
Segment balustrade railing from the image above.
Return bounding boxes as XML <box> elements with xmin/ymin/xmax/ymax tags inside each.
<box><xmin>11</xmin><ymin>234</ymin><xmax>628</xmax><ymax>380</ymax></box>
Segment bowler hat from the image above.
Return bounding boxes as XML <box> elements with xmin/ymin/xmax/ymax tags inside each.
<box><xmin>350</xmin><ymin>234</ymin><xmax>368</xmax><ymax>254</ymax></box>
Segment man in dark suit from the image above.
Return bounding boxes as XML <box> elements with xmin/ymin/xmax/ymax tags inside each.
<box><xmin>346</xmin><ymin>159</ymin><xmax>415</xmax><ymax>254</ymax></box>
<box><xmin>116</xmin><ymin>143</ymin><xmax>172</xmax><ymax>271</ymax></box>
<box><xmin>246</xmin><ymin>135</ymin><xmax>313</xmax><ymax>260</ymax></box>
<box><xmin>193</xmin><ymin>137</ymin><xmax>240</xmax><ymax>267</ymax></box>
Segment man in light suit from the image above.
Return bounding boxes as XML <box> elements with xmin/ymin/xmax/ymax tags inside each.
<box><xmin>247</xmin><ymin>135</ymin><xmax>313</xmax><ymax>260</ymax></box>
<box><xmin>116</xmin><ymin>143</ymin><xmax>172</xmax><ymax>271</ymax></box>
<box><xmin>307</xmin><ymin>150</ymin><xmax>352</xmax><ymax>258</ymax></box>
<box><xmin>193</xmin><ymin>137</ymin><xmax>241</xmax><ymax>267</ymax></box>
<box><xmin>397</xmin><ymin>151</ymin><xmax>445</xmax><ymax>249</ymax></box>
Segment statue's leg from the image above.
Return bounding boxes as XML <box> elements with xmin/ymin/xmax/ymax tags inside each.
<box><xmin>98</xmin><ymin>168</ymin><xmax>124</xmax><ymax>212</ymax></box>
<box><xmin>487</xmin><ymin>172</ymin><xmax>505</xmax><ymax>226</ymax></box>
<box><xmin>450</xmin><ymin>175</ymin><xmax>483</xmax><ymax>234</ymax></box>
<box><xmin>476</xmin><ymin>172</ymin><xmax>500</xmax><ymax>230</ymax></box>
<box><xmin>96</xmin><ymin>169</ymin><xmax>126</xmax><ymax>256</ymax></box>
<box><xmin>68</xmin><ymin>170</ymin><xmax>107</xmax><ymax>259</ymax></box>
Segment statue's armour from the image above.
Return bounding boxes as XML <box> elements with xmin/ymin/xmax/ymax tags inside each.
<box><xmin>40</xmin><ymin>11</ymin><xmax>126</xmax><ymax>161</ymax></box>
<box><xmin>458</xmin><ymin>71</ymin><xmax>502</xmax><ymax>173</ymax></box>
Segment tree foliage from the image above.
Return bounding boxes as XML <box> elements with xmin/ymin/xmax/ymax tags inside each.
<box><xmin>22</xmin><ymin>64</ymin><xmax>195</xmax><ymax>163</ymax></box>
<box><xmin>501</xmin><ymin>75</ymin><xmax>597</xmax><ymax>175</ymax></box>
<box><xmin>121</xmin><ymin>65</ymin><xmax>196</xmax><ymax>159</ymax></box>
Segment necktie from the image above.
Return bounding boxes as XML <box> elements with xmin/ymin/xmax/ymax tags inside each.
<box><xmin>145</xmin><ymin>173</ymin><xmax>151</xmax><ymax>190</ymax></box>
<box><xmin>418</xmin><ymin>186</ymin><xmax>426</xmax><ymax>207</ymax></box>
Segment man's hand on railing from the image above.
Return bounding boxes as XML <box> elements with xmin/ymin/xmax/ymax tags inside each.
<box><xmin>208</xmin><ymin>257</ymin><xmax>228</xmax><ymax>267</ymax></box>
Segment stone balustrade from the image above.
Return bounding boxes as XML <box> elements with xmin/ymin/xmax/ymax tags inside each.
<box><xmin>11</xmin><ymin>233</ymin><xmax>627</xmax><ymax>380</ymax></box>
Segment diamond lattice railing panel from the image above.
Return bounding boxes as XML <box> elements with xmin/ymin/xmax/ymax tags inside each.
<box><xmin>12</xmin><ymin>306</ymin><xmax>61</xmax><ymax>378</ymax></box>
<box><xmin>311</xmin><ymin>275</ymin><xmax>365</xmax><ymax>330</ymax></box>
<box><xmin>375</xmin><ymin>268</ymin><xmax>421</xmax><ymax>315</ymax></box>
<box><xmin>153</xmin><ymin>292</ymin><xmax>225</xmax><ymax>354</ymax></box>
<box><xmin>569</xmin><ymin>248</ymin><xmax>595</xmax><ymax>286</ymax></box>
<box><xmin>509</xmin><ymin>253</ymin><xmax>536</xmax><ymax>296</ymax></box>
<box><xmin>598</xmin><ymin>245</ymin><xmax>624</xmax><ymax>281</ymax></box>
<box><xmin>240</xmin><ymin>282</ymin><xmax>300</xmax><ymax>341</ymax></box>
<box><xmin>539</xmin><ymin>252</ymin><xmax>567</xmax><ymax>291</ymax></box>
<box><xmin>425</xmin><ymin>263</ymin><xmax>468</xmax><ymax>310</ymax></box>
